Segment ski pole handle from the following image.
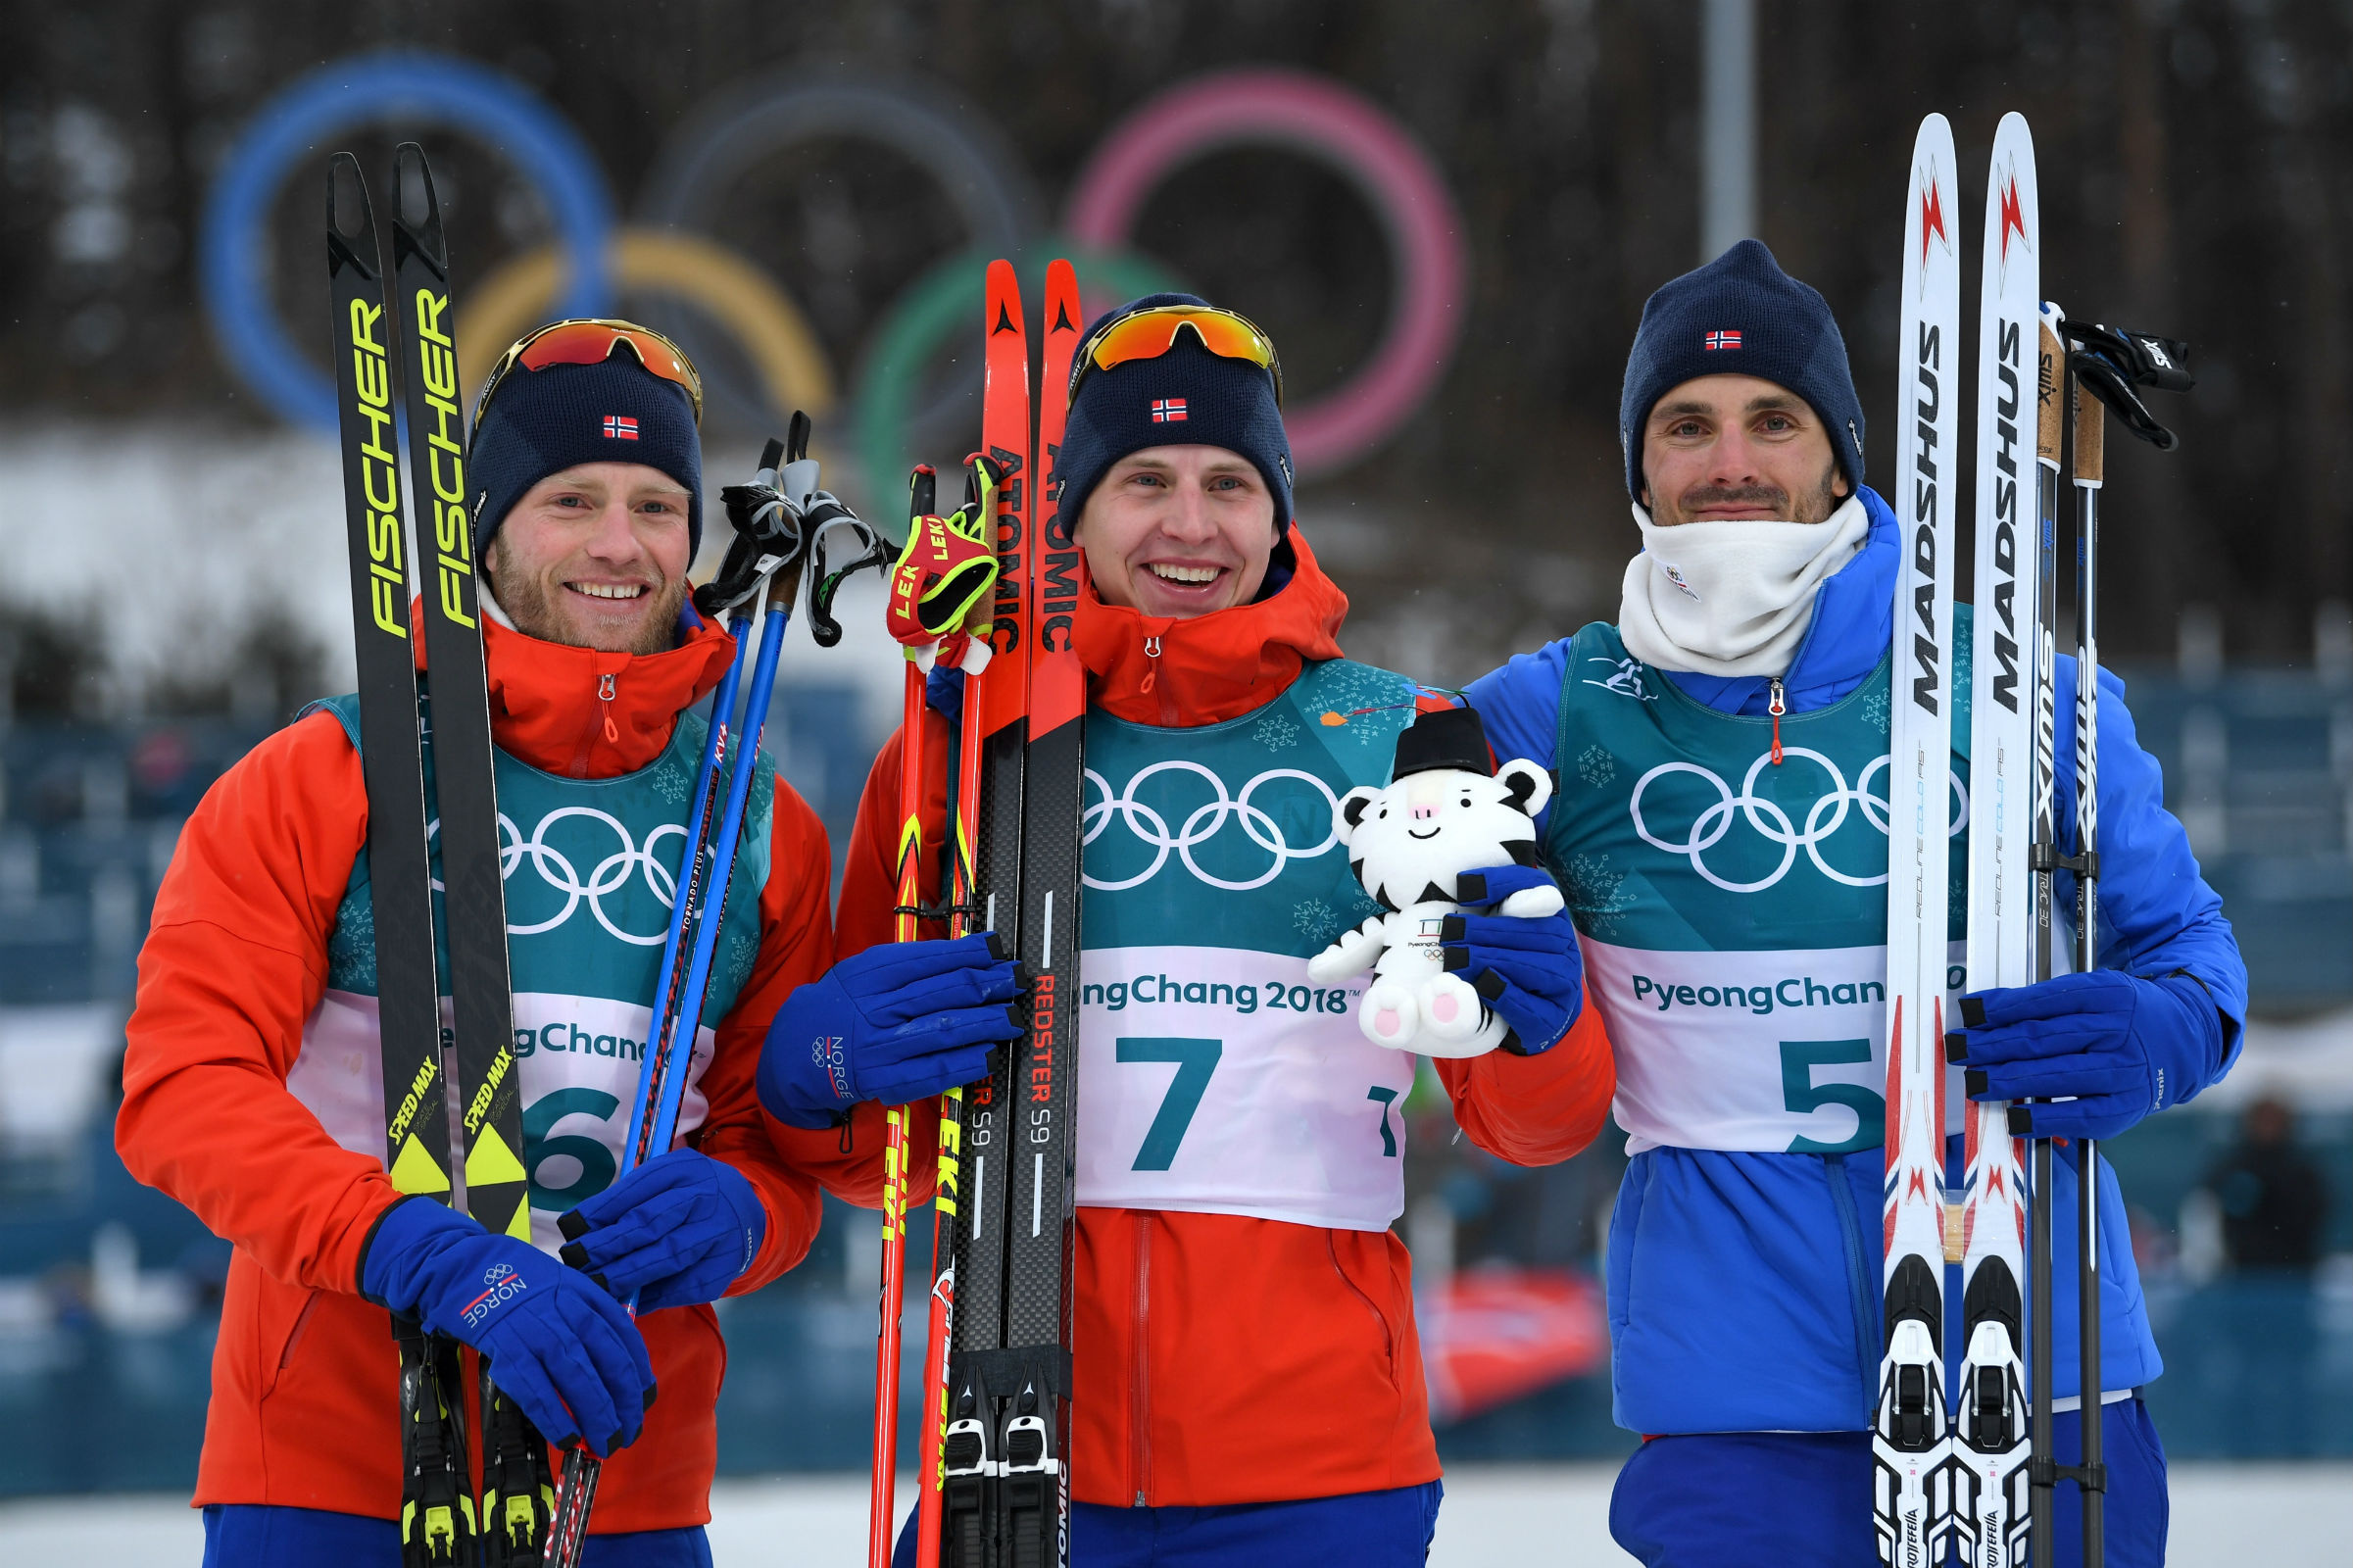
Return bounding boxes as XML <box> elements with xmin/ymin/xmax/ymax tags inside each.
<box><xmin>2072</xmin><ymin>370</ymin><xmax>2104</xmax><ymax>487</ymax></box>
<box><xmin>2036</xmin><ymin>314</ymin><xmax>2066</xmax><ymax>469</ymax></box>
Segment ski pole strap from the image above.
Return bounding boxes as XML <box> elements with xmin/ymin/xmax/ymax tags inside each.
<box><xmin>807</xmin><ymin>493</ymin><xmax>891</xmax><ymax>649</ymax></box>
<box><xmin>890</xmin><ymin>462</ymin><xmax>1003</xmax><ymax>650</ymax></box>
<box><xmin>2066</xmin><ymin>320</ymin><xmax>2193</xmax><ymax>451</ymax></box>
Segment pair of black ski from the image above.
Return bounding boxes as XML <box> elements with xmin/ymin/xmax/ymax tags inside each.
<box><xmin>899</xmin><ymin>259</ymin><xmax>1086</xmax><ymax>1568</ymax></box>
<box><xmin>328</xmin><ymin>146</ymin><xmax>549</xmax><ymax>1568</ymax></box>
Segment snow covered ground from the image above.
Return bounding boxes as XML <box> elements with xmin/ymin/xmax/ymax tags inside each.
<box><xmin>3</xmin><ymin>1461</ymin><xmax>2347</xmax><ymax>1563</ymax></box>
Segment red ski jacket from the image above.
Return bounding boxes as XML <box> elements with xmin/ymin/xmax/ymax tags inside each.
<box><xmin>116</xmin><ymin>606</ymin><xmax>919</xmax><ymax>1532</ymax></box>
<box><xmin>836</xmin><ymin>529</ymin><xmax>1616</xmax><ymax>1508</ymax></box>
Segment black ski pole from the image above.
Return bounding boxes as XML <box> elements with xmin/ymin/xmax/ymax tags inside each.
<box><xmin>2025</xmin><ymin>308</ymin><xmax>2067</xmax><ymax>1568</ymax></box>
<box><xmin>2056</xmin><ymin>313</ymin><xmax>2192</xmax><ymax>1568</ymax></box>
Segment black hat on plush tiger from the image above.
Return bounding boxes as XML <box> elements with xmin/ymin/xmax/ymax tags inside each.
<box><xmin>1390</xmin><ymin>706</ymin><xmax>1495</xmax><ymax>782</ymax></box>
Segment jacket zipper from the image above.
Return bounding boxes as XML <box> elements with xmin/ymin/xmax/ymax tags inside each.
<box><xmin>1132</xmin><ymin>1211</ymin><xmax>1152</xmax><ymax>1507</ymax></box>
<box><xmin>1823</xmin><ymin>1152</ymin><xmax>1880</xmax><ymax>1414</ymax></box>
<box><xmin>1768</xmin><ymin>676</ymin><xmax>1787</xmax><ymax>765</ymax></box>
<box><xmin>569</xmin><ymin>670</ymin><xmax>618</xmax><ymax>777</ymax></box>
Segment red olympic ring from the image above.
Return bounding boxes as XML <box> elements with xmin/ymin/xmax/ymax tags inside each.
<box><xmin>1064</xmin><ymin>68</ymin><xmax>1469</xmax><ymax>476</ymax></box>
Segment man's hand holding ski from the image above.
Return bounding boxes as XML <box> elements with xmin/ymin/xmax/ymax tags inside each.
<box><xmin>1440</xmin><ymin>864</ymin><xmax>1586</xmax><ymax>1055</ymax></box>
<box><xmin>758</xmin><ymin>934</ymin><xmax>1028</xmax><ymax>1130</ymax></box>
<box><xmin>1947</xmin><ymin>970</ymin><xmax>2224</xmax><ymax>1141</ymax></box>
<box><xmin>557</xmin><ymin>1148</ymin><xmax>768</xmax><ymax>1311</ymax></box>
<box><xmin>361</xmin><ymin>1197</ymin><xmax>656</xmax><ymax>1458</ymax></box>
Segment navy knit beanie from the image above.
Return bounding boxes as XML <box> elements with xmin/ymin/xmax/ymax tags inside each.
<box><xmin>1054</xmin><ymin>293</ymin><xmax>1295</xmax><ymax>537</ymax></box>
<box><xmin>469</xmin><ymin>347</ymin><xmax>704</xmax><ymax>559</ymax></box>
<box><xmin>1619</xmin><ymin>239</ymin><xmax>1865</xmax><ymax>501</ymax></box>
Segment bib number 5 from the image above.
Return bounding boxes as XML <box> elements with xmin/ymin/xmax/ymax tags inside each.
<box><xmin>1116</xmin><ymin>1037</ymin><xmax>1223</xmax><ymax>1171</ymax></box>
<box><xmin>1779</xmin><ymin>1038</ymin><xmax>1885</xmax><ymax>1154</ymax></box>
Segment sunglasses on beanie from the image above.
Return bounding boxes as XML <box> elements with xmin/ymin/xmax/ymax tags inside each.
<box><xmin>473</xmin><ymin>317</ymin><xmax>705</xmax><ymax>434</ymax></box>
<box><xmin>1067</xmin><ymin>303</ymin><xmax>1285</xmax><ymax>409</ymax></box>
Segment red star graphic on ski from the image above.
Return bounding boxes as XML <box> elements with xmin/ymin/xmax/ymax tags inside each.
<box><xmin>1998</xmin><ymin>172</ymin><xmax>2030</xmax><ymax>266</ymax></box>
<box><xmin>1919</xmin><ymin>172</ymin><xmax>1949</xmax><ymax>268</ymax></box>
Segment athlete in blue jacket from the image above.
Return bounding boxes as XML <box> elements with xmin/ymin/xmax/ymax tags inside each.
<box><xmin>1464</xmin><ymin>241</ymin><xmax>2247</xmax><ymax>1567</ymax></box>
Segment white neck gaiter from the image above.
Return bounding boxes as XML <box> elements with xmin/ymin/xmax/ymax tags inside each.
<box><xmin>1616</xmin><ymin>495</ymin><xmax>1870</xmax><ymax>677</ymax></box>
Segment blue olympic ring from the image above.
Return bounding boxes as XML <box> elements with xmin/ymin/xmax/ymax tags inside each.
<box><xmin>199</xmin><ymin>50</ymin><xmax>615</xmax><ymax>432</ymax></box>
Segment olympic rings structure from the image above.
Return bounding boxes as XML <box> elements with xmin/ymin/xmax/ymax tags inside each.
<box><xmin>1628</xmin><ymin>749</ymin><xmax>1969</xmax><ymax>895</ymax></box>
<box><xmin>1082</xmin><ymin>762</ymin><xmax>1343</xmax><ymax>893</ymax></box>
<box><xmin>199</xmin><ymin>50</ymin><xmax>614</xmax><ymax>434</ymax></box>
<box><xmin>634</xmin><ymin>73</ymin><xmax>1042</xmax><ymax>438</ymax></box>
<box><xmin>852</xmin><ymin>242</ymin><xmax>1187</xmax><ymax>497</ymax></box>
<box><xmin>1065</xmin><ymin>69</ymin><xmax>1469</xmax><ymax>474</ymax></box>
<box><xmin>203</xmin><ymin>52</ymin><xmax>1470</xmax><ymax>489</ymax></box>
<box><xmin>455</xmin><ymin>229</ymin><xmax>839</xmax><ymax>423</ymax></box>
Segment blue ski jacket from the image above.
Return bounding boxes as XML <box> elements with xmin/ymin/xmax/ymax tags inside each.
<box><xmin>1464</xmin><ymin>487</ymin><xmax>2249</xmax><ymax>1434</ymax></box>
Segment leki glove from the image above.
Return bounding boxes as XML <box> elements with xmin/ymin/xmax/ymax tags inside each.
<box><xmin>889</xmin><ymin>454</ymin><xmax>1002</xmax><ymax>673</ymax></box>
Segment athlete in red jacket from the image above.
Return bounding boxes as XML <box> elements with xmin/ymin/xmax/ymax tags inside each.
<box><xmin>117</xmin><ymin>321</ymin><xmax>983</xmax><ymax>1568</ymax></box>
<box><xmin>788</xmin><ymin>295</ymin><xmax>1616</xmax><ymax>1567</ymax></box>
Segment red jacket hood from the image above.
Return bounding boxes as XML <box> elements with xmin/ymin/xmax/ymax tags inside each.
<box><xmin>1074</xmin><ymin>524</ymin><xmax>1348</xmax><ymax>726</ymax></box>
<box><xmin>414</xmin><ymin>597</ymin><xmax>739</xmax><ymax>777</ymax></box>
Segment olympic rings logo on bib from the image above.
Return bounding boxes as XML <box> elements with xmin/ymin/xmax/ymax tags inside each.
<box><xmin>1628</xmin><ymin>749</ymin><xmax>1967</xmax><ymax>894</ymax></box>
<box><xmin>441</xmin><ymin>806</ymin><xmax>690</xmax><ymax>946</ymax></box>
<box><xmin>1082</xmin><ymin>762</ymin><xmax>1341</xmax><ymax>892</ymax></box>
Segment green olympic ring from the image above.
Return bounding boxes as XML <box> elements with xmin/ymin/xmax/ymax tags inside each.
<box><xmin>851</xmin><ymin>242</ymin><xmax>1186</xmax><ymax>521</ymax></box>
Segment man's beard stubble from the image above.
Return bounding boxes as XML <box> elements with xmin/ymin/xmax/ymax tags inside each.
<box><xmin>488</xmin><ymin>556</ymin><xmax>688</xmax><ymax>656</ymax></box>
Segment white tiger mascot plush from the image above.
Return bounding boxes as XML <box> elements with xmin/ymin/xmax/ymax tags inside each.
<box><xmin>1307</xmin><ymin>707</ymin><xmax>1563</xmax><ymax>1058</ymax></box>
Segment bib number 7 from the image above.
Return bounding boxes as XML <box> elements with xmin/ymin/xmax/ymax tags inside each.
<box><xmin>1116</xmin><ymin>1036</ymin><xmax>1223</xmax><ymax>1170</ymax></box>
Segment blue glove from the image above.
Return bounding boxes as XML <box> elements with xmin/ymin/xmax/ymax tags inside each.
<box><xmin>1439</xmin><ymin>864</ymin><xmax>1585</xmax><ymax>1056</ymax></box>
<box><xmin>557</xmin><ymin>1148</ymin><xmax>764</xmax><ymax>1312</ymax></box>
<box><xmin>360</xmin><ymin>1196</ymin><xmax>654</xmax><ymax>1457</ymax></box>
<box><xmin>925</xmin><ymin>662</ymin><xmax>967</xmax><ymax>723</ymax></box>
<box><xmin>1945</xmin><ymin>969</ymin><xmax>2223</xmax><ymax>1141</ymax></box>
<box><xmin>759</xmin><ymin>932</ymin><xmax>1027</xmax><ymax>1130</ymax></box>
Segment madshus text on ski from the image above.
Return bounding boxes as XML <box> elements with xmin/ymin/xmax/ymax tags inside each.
<box><xmin>105</xmin><ymin>108</ymin><xmax>2243</xmax><ymax>1568</ymax></box>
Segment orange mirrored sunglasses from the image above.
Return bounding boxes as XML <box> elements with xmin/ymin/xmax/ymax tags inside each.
<box><xmin>1068</xmin><ymin>304</ymin><xmax>1284</xmax><ymax>408</ymax></box>
<box><xmin>475</xmin><ymin>318</ymin><xmax>705</xmax><ymax>431</ymax></box>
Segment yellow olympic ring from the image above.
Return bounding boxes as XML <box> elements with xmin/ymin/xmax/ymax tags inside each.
<box><xmin>454</xmin><ymin>227</ymin><xmax>837</xmax><ymax>420</ymax></box>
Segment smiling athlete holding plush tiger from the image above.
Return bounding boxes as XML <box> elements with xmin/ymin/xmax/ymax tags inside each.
<box><xmin>762</xmin><ymin>293</ymin><xmax>1615</xmax><ymax>1566</ymax></box>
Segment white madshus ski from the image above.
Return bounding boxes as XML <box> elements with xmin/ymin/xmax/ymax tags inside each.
<box><xmin>1874</xmin><ymin>111</ymin><xmax>1960</xmax><ymax>1568</ymax></box>
<box><xmin>1950</xmin><ymin>110</ymin><xmax>2038</xmax><ymax>1568</ymax></box>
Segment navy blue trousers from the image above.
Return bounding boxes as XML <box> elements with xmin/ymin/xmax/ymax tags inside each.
<box><xmin>1609</xmin><ymin>1398</ymin><xmax>2168</xmax><ymax>1567</ymax></box>
<box><xmin>201</xmin><ymin>1504</ymin><xmax>711</xmax><ymax>1568</ymax></box>
<box><xmin>893</xmin><ymin>1481</ymin><xmax>1443</xmax><ymax>1567</ymax></box>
